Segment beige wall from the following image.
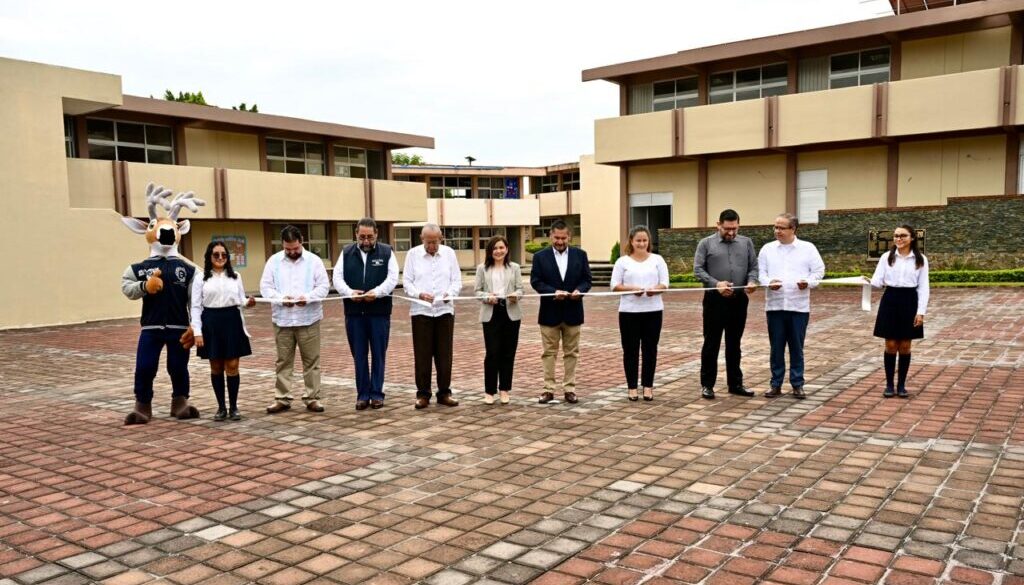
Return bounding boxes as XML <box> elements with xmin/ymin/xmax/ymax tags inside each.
<box><xmin>579</xmin><ymin>155</ymin><xmax>622</xmax><ymax>258</ymax></box>
<box><xmin>187</xmin><ymin>221</ymin><xmax>268</xmax><ymax>293</ymax></box>
<box><xmin>778</xmin><ymin>85</ymin><xmax>874</xmax><ymax>147</ymax></box>
<box><xmin>225</xmin><ymin>170</ymin><xmax>365</xmax><ymax>220</ymax></box>
<box><xmin>708</xmin><ymin>155</ymin><xmax>786</xmax><ymax>226</ymax></box>
<box><xmin>427</xmin><ymin>198</ymin><xmax>487</xmax><ymax>226</ymax></box>
<box><xmin>0</xmin><ymin>57</ymin><xmax>147</xmax><ymax>328</ymax></box>
<box><xmin>901</xmin><ymin>26</ymin><xmax>1011</xmax><ymax>79</ymax></box>
<box><xmin>684</xmin><ymin>99</ymin><xmax>766</xmax><ymax>155</ymax></box>
<box><xmin>594</xmin><ymin>110</ymin><xmax>674</xmax><ymax>163</ymax></box>
<box><xmin>67</xmin><ymin>158</ymin><xmax>116</xmax><ymax>210</ymax></box>
<box><xmin>887</xmin><ymin>68</ymin><xmax>1001</xmax><ymax>136</ymax></box>
<box><xmin>492</xmin><ymin>199</ymin><xmax>540</xmax><ymax>226</ymax></box>
<box><xmin>898</xmin><ymin>135</ymin><xmax>1006</xmax><ymax>206</ymax></box>
<box><xmin>627</xmin><ymin>162</ymin><xmax>699</xmax><ymax>228</ymax></box>
<box><xmin>184</xmin><ymin>128</ymin><xmax>261</xmax><ymax>170</ymax></box>
<box><xmin>373</xmin><ymin>180</ymin><xmax>427</xmax><ymax>222</ymax></box>
<box><xmin>797</xmin><ymin>147</ymin><xmax>888</xmax><ymax>211</ymax></box>
<box><xmin>126</xmin><ymin>162</ymin><xmax>218</xmax><ymax>219</ymax></box>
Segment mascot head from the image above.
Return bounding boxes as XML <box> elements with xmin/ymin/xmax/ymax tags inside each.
<box><xmin>122</xmin><ymin>183</ymin><xmax>206</xmax><ymax>257</ymax></box>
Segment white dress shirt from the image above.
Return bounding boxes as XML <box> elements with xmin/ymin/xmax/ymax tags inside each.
<box><xmin>332</xmin><ymin>247</ymin><xmax>400</xmax><ymax>297</ymax></box>
<box><xmin>259</xmin><ymin>250</ymin><xmax>330</xmax><ymax>327</ymax></box>
<box><xmin>553</xmin><ymin>247</ymin><xmax>569</xmax><ymax>281</ymax></box>
<box><xmin>870</xmin><ymin>252</ymin><xmax>930</xmax><ymax>315</ymax></box>
<box><xmin>611</xmin><ymin>254</ymin><xmax>670</xmax><ymax>313</ymax></box>
<box><xmin>190</xmin><ymin>271</ymin><xmax>250</xmax><ymax>337</ymax></box>
<box><xmin>758</xmin><ymin>237</ymin><xmax>826</xmax><ymax>313</ymax></box>
<box><xmin>403</xmin><ymin>244</ymin><xmax>462</xmax><ymax>318</ymax></box>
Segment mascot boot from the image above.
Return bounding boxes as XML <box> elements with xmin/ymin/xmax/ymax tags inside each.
<box><xmin>124</xmin><ymin>401</ymin><xmax>153</xmax><ymax>425</ymax></box>
<box><xmin>170</xmin><ymin>396</ymin><xmax>200</xmax><ymax>420</ymax></box>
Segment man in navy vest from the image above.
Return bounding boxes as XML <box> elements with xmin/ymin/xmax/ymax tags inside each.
<box><xmin>333</xmin><ymin>218</ymin><xmax>399</xmax><ymax>410</ymax></box>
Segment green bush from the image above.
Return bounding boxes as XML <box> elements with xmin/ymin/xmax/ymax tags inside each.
<box><xmin>610</xmin><ymin>242</ymin><xmax>620</xmax><ymax>264</ymax></box>
<box><xmin>525</xmin><ymin>241</ymin><xmax>550</xmax><ymax>255</ymax></box>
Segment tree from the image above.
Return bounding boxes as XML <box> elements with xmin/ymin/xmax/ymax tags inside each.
<box><xmin>392</xmin><ymin>153</ymin><xmax>425</xmax><ymax>165</ymax></box>
<box><xmin>164</xmin><ymin>90</ymin><xmax>208</xmax><ymax>105</ymax></box>
<box><xmin>232</xmin><ymin>103</ymin><xmax>258</xmax><ymax>113</ymax></box>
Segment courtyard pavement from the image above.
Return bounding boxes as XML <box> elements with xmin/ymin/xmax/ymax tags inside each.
<box><xmin>1</xmin><ymin>286</ymin><xmax>1022</xmax><ymax>585</ymax></box>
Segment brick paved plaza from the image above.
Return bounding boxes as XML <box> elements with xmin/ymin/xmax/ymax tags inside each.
<box><xmin>1</xmin><ymin>286</ymin><xmax>1023</xmax><ymax>585</ymax></box>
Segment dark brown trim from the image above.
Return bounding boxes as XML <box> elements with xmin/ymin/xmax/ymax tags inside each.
<box><xmin>1002</xmin><ymin>66</ymin><xmax>1018</xmax><ymax>126</ymax></box>
<box><xmin>1006</xmin><ymin>131</ymin><xmax>1020</xmax><ymax>194</ymax></box>
<box><xmin>472</xmin><ymin>227</ymin><xmax>482</xmax><ymax>265</ymax></box>
<box><xmin>364</xmin><ymin>178</ymin><xmax>374</xmax><ymax>218</ymax></box>
<box><xmin>122</xmin><ymin>161</ymin><xmax>132</xmax><ymax>216</ymax></box>
<box><xmin>673</xmin><ymin>108</ymin><xmax>685</xmax><ymax>156</ymax></box>
<box><xmin>263</xmin><ymin>223</ymin><xmax>274</xmax><ymax>259</ymax></box>
<box><xmin>1012</xmin><ymin>18</ymin><xmax>1024</xmax><ymax>64</ymax></box>
<box><xmin>180</xmin><ymin>231</ymin><xmax>192</xmax><ymax>260</ymax></box>
<box><xmin>487</xmin><ymin>198</ymin><xmax>495</xmax><ymax>225</ymax></box>
<box><xmin>697</xmin><ymin>159</ymin><xmax>708</xmax><ymax>228</ymax></box>
<box><xmin>221</xmin><ymin>168</ymin><xmax>230</xmax><ymax>218</ymax></box>
<box><xmin>767</xmin><ymin>96</ymin><xmax>779</xmax><ymax>149</ymax></box>
<box><xmin>328</xmin><ymin>222</ymin><xmax>339</xmax><ymax>266</ymax></box>
<box><xmin>619</xmin><ymin>167</ymin><xmax>629</xmax><ymax>247</ymax></box>
<box><xmin>887</xmin><ymin>143</ymin><xmax>900</xmax><ymax>208</ymax></box>
<box><xmin>698</xmin><ymin>71</ymin><xmax>709</xmax><ymax>106</ymax></box>
<box><xmin>112</xmin><ymin>161</ymin><xmax>126</xmax><ymax>215</ymax></box>
<box><xmin>876</xmin><ymin>82</ymin><xmax>890</xmax><ymax>138</ymax></box>
<box><xmin>258</xmin><ymin>134</ymin><xmax>268</xmax><ymax>172</ymax></box>
<box><xmin>438</xmin><ymin>198</ymin><xmax>446</xmax><ymax>226</ymax></box>
<box><xmin>213</xmin><ymin>167</ymin><xmax>223</xmax><ymax>219</ymax></box>
<box><xmin>384</xmin><ymin>149</ymin><xmax>393</xmax><ymax>180</ymax></box>
<box><xmin>325</xmin><ymin>140</ymin><xmax>336</xmax><ymax>177</ymax></box>
<box><xmin>74</xmin><ymin>117</ymin><xmax>90</xmax><ymax>160</ymax></box>
<box><xmin>890</xmin><ymin>39</ymin><xmax>902</xmax><ymax>82</ymax></box>
<box><xmin>787</xmin><ymin>55</ymin><xmax>798</xmax><ymax>94</ymax></box>
<box><xmin>173</xmin><ymin>124</ymin><xmax>187</xmax><ymax>166</ymax></box>
<box><xmin>619</xmin><ymin>85</ymin><xmax>628</xmax><ymax>116</ymax></box>
<box><xmin>785</xmin><ymin>152</ymin><xmax>797</xmax><ymax>215</ymax></box>
<box><xmin>471</xmin><ymin>176</ymin><xmax>480</xmax><ymax>199</ymax></box>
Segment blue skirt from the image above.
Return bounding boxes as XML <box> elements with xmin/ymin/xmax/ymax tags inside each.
<box><xmin>873</xmin><ymin>287</ymin><xmax>924</xmax><ymax>340</ymax></box>
<box><xmin>198</xmin><ymin>307</ymin><xmax>252</xmax><ymax>360</ymax></box>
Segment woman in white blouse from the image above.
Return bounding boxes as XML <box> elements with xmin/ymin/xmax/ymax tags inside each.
<box><xmin>869</xmin><ymin>225</ymin><xmax>929</xmax><ymax>399</ymax></box>
<box><xmin>191</xmin><ymin>241</ymin><xmax>256</xmax><ymax>421</ymax></box>
<box><xmin>611</xmin><ymin>226</ymin><xmax>670</xmax><ymax>401</ymax></box>
<box><xmin>474</xmin><ymin>236</ymin><xmax>524</xmax><ymax>404</ymax></box>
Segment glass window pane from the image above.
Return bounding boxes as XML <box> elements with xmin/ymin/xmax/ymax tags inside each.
<box><xmin>146</xmin><ymin>125</ymin><xmax>173</xmax><ymax>147</ymax></box>
<box><xmin>677</xmin><ymin>76</ymin><xmax>698</xmax><ymax>92</ymax></box>
<box><xmin>710</xmin><ymin>72</ymin><xmax>733</xmax><ymax>89</ymax></box>
<box><xmin>653</xmin><ymin>80</ymin><xmax>675</xmax><ymax>97</ymax></box>
<box><xmin>335</xmin><ymin>164</ymin><xmax>351</xmax><ymax>177</ymax></box>
<box><xmin>430</xmin><ymin>177</ymin><xmax>443</xmax><ymax>187</ymax></box>
<box><xmin>349</xmin><ymin>166</ymin><xmax>366</xmax><ymax>178</ymax></box>
<box><xmin>337</xmin><ymin>223</ymin><xmax>355</xmax><ymax>242</ymax></box>
<box><xmin>89</xmin><ymin>143</ymin><xmax>116</xmax><ymax>160</ymax></box>
<box><xmin>860</xmin><ymin>71</ymin><xmax>890</xmax><ymax>85</ymax></box>
<box><xmin>147</xmin><ymin>149</ymin><xmax>173</xmax><ymax>165</ymax></box>
<box><xmin>119</xmin><ymin>146</ymin><xmax>146</xmax><ymax>163</ymax></box>
<box><xmin>735</xmin><ymin>89</ymin><xmax>761</xmax><ymax>101</ymax></box>
<box><xmin>86</xmin><ymin>119</ymin><xmax>114</xmax><ymax>141</ymax></box>
<box><xmin>735</xmin><ymin>67</ymin><xmax>760</xmax><ymax>88</ymax></box>
<box><xmin>676</xmin><ymin>96</ymin><xmax>700</xmax><ymax>108</ymax></box>
<box><xmin>831</xmin><ymin>53</ymin><xmax>859</xmax><ymax>75</ymax></box>
<box><xmin>829</xmin><ymin>75</ymin><xmax>859</xmax><ymax>89</ymax></box>
<box><xmin>306</xmin><ymin>162</ymin><xmax>323</xmax><ymax>175</ymax></box>
<box><xmin>332</xmin><ymin>145</ymin><xmax>349</xmax><ymax>162</ymax></box>
<box><xmin>862</xmin><ymin>47</ymin><xmax>890</xmax><ymax>67</ymax></box>
<box><xmin>762</xmin><ymin>63</ymin><xmax>788</xmax><ymax>83</ymax></box>
<box><xmin>309</xmin><ymin>223</ymin><xmax>327</xmax><ymax>240</ymax></box>
<box><xmin>285</xmin><ymin>140</ymin><xmax>305</xmax><ymax>159</ymax></box>
<box><xmin>268</xmin><ymin>159</ymin><xmax>285</xmax><ymax>173</ymax></box>
<box><xmin>306</xmin><ymin>143</ymin><xmax>323</xmax><ymax>160</ymax></box>
<box><xmin>349</xmin><ymin>149</ymin><xmax>365</xmax><ymax>164</ymax></box>
<box><xmin>286</xmin><ymin>160</ymin><xmax>305</xmax><ymax>174</ymax></box>
<box><xmin>760</xmin><ymin>84</ymin><xmax>788</xmax><ymax>97</ymax></box>
<box><xmin>266</xmin><ymin>139</ymin><xmax>284</xmax><ymax>157</ymax></box>
<box><xmin>117</xmin><ymin>122</ymin><xmax>145</xmax><ymax>145</ymax></box>
<box><xmin>652</xmin><ymin>100</ymin><xmax>673</xmax><ymax>111</ymax></box>
<box><xmin>709</xmin><ymin>91</ymin><xmax>733</xmax><ymax>104</ymax></box>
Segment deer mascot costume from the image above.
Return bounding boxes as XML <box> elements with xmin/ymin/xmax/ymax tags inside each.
<box><xmin>120</xmin><ymin>183</ymin><xmax>205</xmax><ymax>425</ymax></box>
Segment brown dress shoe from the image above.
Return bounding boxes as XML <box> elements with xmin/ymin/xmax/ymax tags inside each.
<box><xmin>792</xmin><ymin>387</ymin><xmax>806</xmax><ymax>400</ymax></box>
<box><xmin>370</xmin><ymin>399</ymin><xmax>384</xmax><ymax>409</ymax></box>
<box><xmin>306</xmin><ymin>400</ymin><xmax>325</xmax><ymax>412</ymax></box>
<box><xmin>764</xmin><ymin>387</ymin><xmax>783</xmax><ymax>398</ymax></box>
<box><xmin>355</xmin><ymin>400</ymin><xmax>369</xmax><ymax>411</ymax></box>
<box><xmin>538</xmin><ymin>392</ymin><xmax>555</xmax><ymax>404</ymax></box>
<box><xmin>563</xmin><ymin>392</ymin><xmax>578</xmax><ymax>404</ymax></box>
<box><xmin>266</xmin><ymin>401</ymin><xmax>291</xmax><ymax>414</ymax></box>
<box><xmin>437</xmin><ymin>395</ymin><xmax>459</xmax><ymax>407</ymax></box>
<box><xmin>124</xmin><ymin>401</ymin><xmax>152</xmax><ymax>425</ymax></box>
<box><xmin>415</xmin><ymin>397</ymin><xmax>430</xmax><ymax>409</ymax></box>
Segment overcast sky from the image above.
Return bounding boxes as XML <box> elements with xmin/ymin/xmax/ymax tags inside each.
<box><xmin>1</xmin><ymin>0</ymin><xmax>894</xmax><ymax>166</ymax></box>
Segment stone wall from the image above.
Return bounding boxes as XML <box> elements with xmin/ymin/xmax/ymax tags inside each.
<box><xmin>659</xmin><ymin>195</ymin><xmax>1024</xmax><ymax>274</ymax></box>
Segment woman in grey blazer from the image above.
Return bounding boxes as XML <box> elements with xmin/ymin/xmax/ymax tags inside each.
<box><xmin>475</xmin><ymin>235</ymin><xmax>524</xmax><ymax>404</ymax></box>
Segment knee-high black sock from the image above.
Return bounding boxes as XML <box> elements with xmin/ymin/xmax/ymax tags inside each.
<box><xmin>884</xmin><ymin>353</ymin><xmax>896</xmax><ymax>390</ymax></box>
<box><xmin>227</xmin><ymin>375</ymin><xmax>240</xmax><ymax>411</ymax></box>
<box><xmin>211</xmin><ymin>373</ymin><xmax>226</xmax><ymax>410</ymax></box>
<box><xmin>897</xmin><ymin>353</ymin><xmax>911</xmax><ymax>390</ymax></box>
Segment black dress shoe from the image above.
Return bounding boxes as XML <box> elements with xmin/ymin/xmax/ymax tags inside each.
<box><xmin>728</xmin><ymin>387</ymin><xmax>755</xmax><ymax>397</ymax></box>
<box><xmin>229</xmin><ymin>409</ymin><xmax>241</xmax><ymax>421</ymax></box>
<box><xmin>643</xmin><ymin>388</ymin><xmax>654</xmax><ymax>401</ymax></box>
<box><xmin>896</xmin><ymin>387</ymin><xmax>908</xmax><ymax>399</ymax></box>
<box><xmin>415</xmin><ymin>397</ymin><xmax>430</xmax><ymax>409</ymax></box>
<box><xmin>355</xmin><ymin>400</ymin><xmax>369</xmax><ymax>411</ymax></box>
<box><xmin>792</xmin><ymin>387</ymin><xmax>806</xmax><ymax>399</ymax></box>
<box><xmin>213</xmin><ymin>408</ymin><xmax>227</xmax><ymax>421</ymax></box>
<box><xmin>370</xmin><ymin>399</ymin><xmax>383</xmax><ymax>409</ymax></box>
<box><xmin>883</xmin><ymin>387</ymin><xmax>895</xmax><ymax>398</ymax></box>
<box><xmin>701</xmin><ymin>387</ymin><xmax>715</xmax><ymax>400</ymax></box>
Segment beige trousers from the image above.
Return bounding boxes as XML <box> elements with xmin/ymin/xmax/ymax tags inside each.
<box><xmin>540</xmin><ymin>323</ymin><xmax>580</xmax><ymax>393</ymax></box>
<box><xmin>273</xmin><ymin>321</ymin><xmax>321</xmax><ymax>404</ymax></box>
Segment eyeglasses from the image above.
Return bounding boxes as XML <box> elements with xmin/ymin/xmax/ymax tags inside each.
<box><xmin>893</xmin><ymin>234</ymin><xmax>911</xmax><ymax>239</ymax></box>
<box><xmin>773</xmin><ymin>226</ymin><xmax>793</xmax><ymax>231</ymax></box>
<box><xmin>356</xmin><ymin>235</ymin><xmax>375</xmax><ymax>242</ymax></box>
<box><xmin>211</xmin><ymin>252</ymin><xmax>228</xmax><ymax>259</ymax></box>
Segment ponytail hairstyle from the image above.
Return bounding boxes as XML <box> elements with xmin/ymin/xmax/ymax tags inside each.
<box><xmin>887</xmin><ymin>224</ymin><xmax>924</xmax><ymax>269</ymax></box>
<box><xmin>623</xmin><ymin>224</ymin><xmax>652</xmax><ymax>256</ymax></box>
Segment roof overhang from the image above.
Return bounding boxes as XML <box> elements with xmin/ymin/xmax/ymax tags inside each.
<box><xmin>393</xmin><ymin>165</ymin><xmax>547</xmax><ymax>177</ymax></box>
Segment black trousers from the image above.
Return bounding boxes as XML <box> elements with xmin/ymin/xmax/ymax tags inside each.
<box><xmin>619</xmin><ymin>311</ymin><xmax>663</xmax><ymax>389</ymax></box>
<box><xmin>700</xmin><ymin>291</ymin><xmax>749</xmax><ymax>390</ymax></box>
<box><xmin>411</xmin><ymin>314</ymin><xmax>454</xmax><ymax>398</ymax></box>
<box><xmin>482</xmin><ymin>303</ymin><xmax>521</xmax><ymax>394</ymax></box>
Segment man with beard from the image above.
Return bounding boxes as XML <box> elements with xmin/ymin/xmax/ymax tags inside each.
<box><xmin>333</xmin><ymin>218</ymin><xmax>399</xmax><ymax>410</ymax></box>
<box><xmin>260</xmin><ymin>225</ymin><xmax>331</xmax><ymax>413</ymax></box>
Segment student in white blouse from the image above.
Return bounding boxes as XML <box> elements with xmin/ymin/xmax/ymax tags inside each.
<box><xmin>869</xmin><ymin>224</ymin><xmax>929</xmax><ymax>399</ymax></box>
<box><xmin>474</xmin><ymin>235</ymin><xmax>524</xmax><ymax>405</ymax></box>
<box><xmin>191</xmin><ymin>241</ymin><xmax>255</xmax><ymax>421</ymax></box>
<box><xmin>610</xmin><ymin>226</ymin><xmax>670</xmax><ymax>401</ymax></box>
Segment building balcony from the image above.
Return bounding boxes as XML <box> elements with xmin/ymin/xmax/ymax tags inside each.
<box><xmin>372</xmin><ymin>180</ymin><xmax>426</xmax><ymax>222</ymax></box>
<box><xmin>594</xmin><ymin>110</ymin><xmax>675</xmax><ymax>164</ymax></box>
<box><xmin>427</xmin><ymin>197</ymin><xmax>539</xmax><ymax>227</ymax></box>
<box><xmin>539</xmin><ymin>190</ymin><xmax>582</xmax><ymax>217</ymax></box>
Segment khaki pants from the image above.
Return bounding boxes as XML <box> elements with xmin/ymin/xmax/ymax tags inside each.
<box><xmin>273</xmin><ymin>321</ymin><xmax>321</xmax><ymax>405</ymax></box>
<box><xmin>540</xmin><ymin>323</ymin><xmax>580</xmax><ymax>393</ymax></box>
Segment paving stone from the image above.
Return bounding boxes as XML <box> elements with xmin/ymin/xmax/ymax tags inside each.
<box><xmin>954</xmin><ymin>550</ymin><xmax>1005</xmax><ymax>571</ymax></box>
<box><xmin>57</xmin><ymin>552</ymin><xmax>104</xmax><ymax>570</ymax></box>
<box><xmin>480</xmin><ymin>542</ymin><xmax>529</xmax><ymax>560</ymax></box>
<box><xmin>454</xmin><ymin>554</ymin><xmax>502</xmax><ymax>575</ymax></box>
<box><xmin>487</xmin><ymin>562</ymin><xmax>542</xmax><ymax>584</ymax></box>
<box><xmin>12</xmin><ymin>564</ymin><xmax>65</xmax><ymax>584</ymax></box>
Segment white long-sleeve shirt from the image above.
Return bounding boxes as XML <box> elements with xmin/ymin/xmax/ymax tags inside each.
<box><xmin>610</xmin><ymin>254</ymin><xmax>670</xmax><ymax>313</ymax></box>
<box><xmin>332</xmin><ymin>248</ymin><xmax>399</xmax><ymax>297</ymax></box>
<box><xmin>402</xmin><ymin>244</ymin><xmax>462</xmax><ymax>318</ymax></box>
<box><xmin>190</xmin><ymin>271</ymin><xmax>248</xmax><ymax>333</ymax></box>
<box><xmin>758</xmin><ymin>237</ymin><xmax>826</xmax><ymax>313</ymax></box>
<box><xmin>259</xmin><ymin>250</ymin><xmax>330</xmax><ymax>327</ymax></box>
<box><xmin>870</xmin><ymin>252</ymin><xmax>930</xmax><ymax>315</ymax></box>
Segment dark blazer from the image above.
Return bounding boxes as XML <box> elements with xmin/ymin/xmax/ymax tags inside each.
<box><xmin>530</xmin><ymin>246</ymin><xmax>593</xmax><ymax>327</ymax></box>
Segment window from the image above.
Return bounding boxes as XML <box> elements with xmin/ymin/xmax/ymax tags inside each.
<box><xmin>394</xmin><ymin>227</ymin><xmax>413</xmax><ymax>252</ymax></box>
<box><xmin>478</xmin><ymin>227</ymin><xmax>507</xmax><ymax>250</ymax></box>
<box><xmin>270</xmin><ymin>222</ymin><xmax>330</xmax><ymax>263</ymax></box>
<box><xmin>830</xmin><ymin>48</ymin><xmax>890</xmax><ymax>89</ymax></box>
<box><xmin>540</xmin><ymin>174</ymin><xmax>560</xmax><ymax>193</ymax></box>
<box><xmin>337</xmin><ymin>222</ymin><xmax>356</xmax><ymax>250</ymax></box>
<box><xmin>533</xmin><ymin>226</ymin><xmax>548</xmax><ymax>239</ymax></box>
<box><xmin>478</xmin><ymin>177</ymin><xmax>513</xmax><ymax>199</ymax></box>
<box><xmin>86</xmin><ymin>119</ymin><xmax>174</xmax><ymax>164</ymax></box>
<box><xmin>561</xmin><ymin>171</ymin><xmax>580</xmax><ymax>191</ymax></box>
<box><xmin>442</xmin><ymin>227</ymin><xmax>472</xmax><ymax>250</ymax></box>
<box><xmin>709</xmin><ymin>63</ymin><xmax>788</xmax><ymax>104</ymax></box>
<box><xmin>64</xmin><ymin>116</ymin><xmax>75</xmax><ymax>158</ymax></box>
<box><xmin>429</xmin><ymin>176</ymin><xmax>471</xmax><ymax>199</ymax></box>
<box><xmin>653</xmin><ymin>76</ymin><xmax>699</xmax><ymax>111</ymax></box>
<box><xmin>266</xmin><ymin>139</ymin><xmax>323</xmax><ymax>175</ymax></box>
<box><xmin>396</xmin><ymin>174</ymin><xmax>425</xmax><ymax>183</ymax></box>
<box><xmin>333</xmin><ymin>145</ymin><xmax>366</xmax><ymax>178</ymax></box>
<box><xmin>797</xmin><ymin>170</ymin><xmax>828</xmax><ymax>224</ymax></box>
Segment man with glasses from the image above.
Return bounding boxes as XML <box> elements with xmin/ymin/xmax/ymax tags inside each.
<box><xmin>260</xmin><ymin>225</ymin><xmax>331</xmax><ymax>413</ymax></box>
<box><xmin>758</xmin><ymin>213</ymin><xmax>825</xmax><ymax>399</ymax></box>
<box><xmin>694</xmin><ymin>209</ymin><xmax>759</xmax><ymax>400</ymax></box>
<box><xmin>333</xmin><ymin>218</ymin><xmax>398</xmax><ymax>410</ymax></box>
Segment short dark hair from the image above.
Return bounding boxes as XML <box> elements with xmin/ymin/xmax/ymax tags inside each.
<box><xmin>777</xmin><ymin>213</ymin><xmax>799</xmax><ymax>231</ymax></box>
<box><xmin>280</xmin><ymin>225</ymin><xmax>303</xmax><ymax>243</ymax></box>
<box><xmin>356</xmin><ymin>218</ymin><xmax>378</xmax><ymax>232</ymax></box>
<box><xmin>549</xmin><ymin>219</ymin><xmax>571</xmax><ymax>234</ymax></box>
<box><xmin>719</xmin><ymin>209</ymin><xmax>740</xmax><ymax>223</ymax></box>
